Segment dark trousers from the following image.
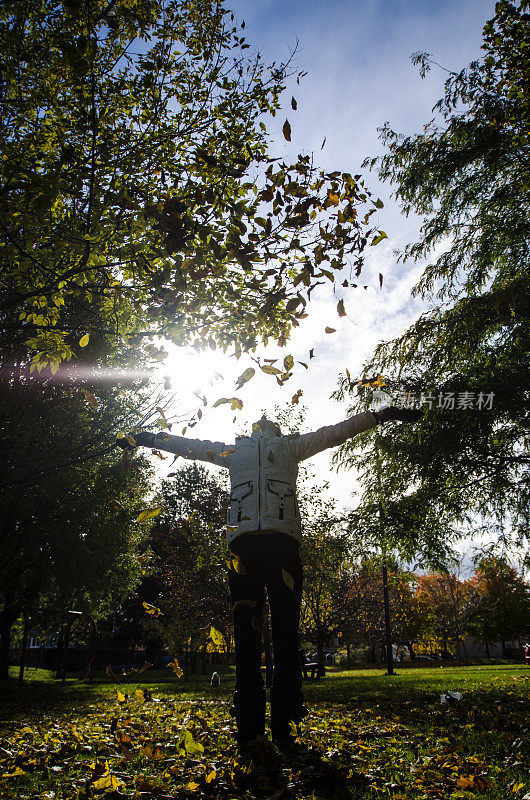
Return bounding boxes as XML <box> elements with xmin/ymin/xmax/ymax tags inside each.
<box><xmin>229</xmin><ymin>532</ymin><xmax>305</xmax><ymax>744</ymax></box>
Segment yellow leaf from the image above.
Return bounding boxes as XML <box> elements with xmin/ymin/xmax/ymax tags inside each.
<box><xmin>231</xmin><ymin>555</ymin><xmax>246</xmax><ymax>575</ymax></box>
<box><xmin>186</xmin><ymin>781</ymin><xmax>201</xmax><ymax>791</ymax></box>
<box><xmin>210</xmin><ymin>626</ymin><xmax>226</xmax><ymax>648</ymax></box>
<box><xmin>79</xmin><ymin>333</ymin><xmax>89</xmax><ymax>347</ymax></box>
<box><xmin>137</xmin><ymin>506</ymin><xmax>163</xmax><ymax>522</ymax></box>
<box><xmin>93</xmin><ymin>774</ymin><xmax>123</xmax><ymax>790</ymax></box>
<box><xmin>283</xmin><ymin>354</ymin><xmax>294</xmax><ymax>371</ymax></box>
<box><xmin>325</xmin><ymin>327</ymin><xmax>336</xmax><ymax>334</ymax></box>
<box><xmin>134</xmin><ymin>689</ymin><xmax>146</xmax><ymax>703</ymax></box>
<box><xmin>235</xmin><ymin>367</ymin><xmax>255</xmax><ymax>388</ymax></box>
<box><xmin>167</xmin><ymin>657</ymin><xmax>184</xmax><ymax>678</ymax></box>
<box><xmin>205</xmin><ymin>769</ymin><xmax>216</xmax><ymax>783</ymax></box>
<box><xmin>282</xmin><ymin>567</ymin><xmax>295</xmax><ymax>590</ymax></box>
<box><xmin>213</xmin><ymin>396</ymin><xmax>243</xmax><ymax>410</ymax></box>
<box><xmin>261</xmin><ymin>365</ymin><xmax>282</xmax><ymax>375</ymax></box>
<box><xmin>371</xmin><ymin>231</ymin><xmax>388</xmax><ymax>246</ymax></box>
<box><xmin>326</xmin><ymin>192</ymin><xmax>340</xmax><ymax>207</ymax></box>
<box><xmin>2</xmin><ymin>767</ymin><xmax>25</xmax><ymax>777</ymax></box>
<box><xmin>142</xmin><ymin>601</ymin><xmax>163</xmax><ymax>617</ymax></box>
<box><xmin>116</xmin><ymin>691</ymin><xmax>126</xmax><ymax>703</ymax></box>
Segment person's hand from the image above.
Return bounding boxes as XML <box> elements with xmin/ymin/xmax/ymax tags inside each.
<box><xmin>374</xmin><ymin>406</ymin><xmax>423</xmax><ymax>424</ymax></box>
<box><xmin>115</xmin><ymin>431</ymin><xmax>156</xmax><ymax>449</ymax></box>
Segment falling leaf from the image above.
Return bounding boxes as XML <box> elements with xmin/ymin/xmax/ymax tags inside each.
<box><xmin>142</xmin><ymin>601</ymin><xmax>163</xmax><ymax>617</ymax></box>
<box><xmin>283</xmin><ymin>354</ymin><xmax>294</xmax><ymax>371</ymax></box>
<box><xmin>79</xmin><ymin>333</ymin><xmax>89</xmax><ymax>347</ymax></box>
<box><xmin>219</xmin><ymin>448</ymin><xmax>236</xmax><ymax>457</ymax></box>
<box><xmin>137</xmin><ymin>507</ymin><xmax>163</xmax><ymax>522</ymax></box>
<box><xmin>109</xmin><ymin>500</ymin><xmax>125</xmax><ymax>511</ymax></box>
<box><xmin>291</xmin><ymin>389</ymin><xmax>303</xmax><ymax>405</ymax></box>
<box><xmin>231</xmin><ymin>555</ymin><xmax>246</xmax><ymax>575</ymax></box>
<box><xmin>321</xmin><ymin>136</ymin><xmax>326</xmax><ymax>149</ymax></box>
<box><xmin>371</xmin><ymin>231</ymin><xmax>388</xmax><ymax>246</ymax></box>
<box><xmin>282</xmin><ymin>119</ymin><xmax>292</xmax><ymax>141</ymax></box>
<box><xmin>379</xmin><ymin>272</ymin><xmax>384</xmax><ymax>288</ymax></box>
<box><xmin>235</xmin><ymin>367</ymin><xmax>255</xmax><ymax>389</ymax></box>
<box><xmin>167</xmin><ymin>657</ymin><xmax>184</xmax><ymax>678</ymax></box>
<box><xmin>83</xmin><ymin>389</ymin><xmax>98</xmax><ymax>410</ymax></box>
<box><xmin>205</xmin><ymin>769</ymin><xmax>217</xmax><ymax>783</ymax></box>
<box><xmin>309</xmin><ymin>348</ymin><xmax>315</xmax><ymax>359</ymax></box>
<box><xmin>325</xmin><ymin>326</ymin><xmax>336</xmax><ymax>334</ymax></box>
<box><xmin>210</xmin><ymin>626</ymin><xmax>226</xmax><ymax>648</ymax></box>
<box><xmin>282</xmin><ymin>567</ymin><xmax>295</xmax><ymax>590</ymax></box>
<box><xmin>105</xmin><ymin>664</ymin><xmax>119</xmax><ymax>682</ymax></box>
<box><xmin>261</xmin><ymin>364</ymin><xmax>281</xmax><ymax>375</ymax></box>
<box><xmin>337</xmin><ymin>299</ymin><xmax>346</xmax><ymax>317</ymax></box>
<box><xmin>291</xmin><ymin>96</ymin><xmax>297</xmax><ymax>110</ymax></box>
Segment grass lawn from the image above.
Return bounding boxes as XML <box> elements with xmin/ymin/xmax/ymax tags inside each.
<box><xmin>0</xmin><ymin>663</ymin><xmax>528</xmax><ymax>799</ymax></box>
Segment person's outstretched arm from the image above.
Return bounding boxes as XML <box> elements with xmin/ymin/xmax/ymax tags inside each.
<box><xmin>288</xmin><ymin>406</ymin><xmax>422</xmax><ymax>462</ymax></box>
<box><xmin>116</xmin><ymin>430</ymin><xmax>233</xmax><ymax>468</ymax></box>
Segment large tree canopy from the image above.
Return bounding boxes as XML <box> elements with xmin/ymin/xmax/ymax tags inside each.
<box><xmin>1</xmin><ymin>0</ymin><xmax>383</xmax><ymax>373</ymax></box>
<box><xmin>334</xmin><ymin>0</ymin><xmax>530</xmax><ymax>563</ymax></box>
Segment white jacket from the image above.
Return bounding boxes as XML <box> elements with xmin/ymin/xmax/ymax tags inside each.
<box><xmin>155</xmin><ymin>411</ymin><xmax>377</xmax><ymax>546</ymax></box>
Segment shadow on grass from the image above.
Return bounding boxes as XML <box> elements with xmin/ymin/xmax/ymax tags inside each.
<box><xmin>2</xmin><ymin>662</ymin><xmax>526</xmax><ymax>725</ymax></box>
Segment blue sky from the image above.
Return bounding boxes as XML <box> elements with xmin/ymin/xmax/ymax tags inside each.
<box><xmin>162</xmin><ymin>0</ymin><xmax>497</xmax><ymax>508</ymax></box>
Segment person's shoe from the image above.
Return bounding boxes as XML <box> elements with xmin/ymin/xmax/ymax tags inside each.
<box><xmin>237</xmin><ymin>735</ymin><xmax>284</xmax><ymax>769</ymax></box>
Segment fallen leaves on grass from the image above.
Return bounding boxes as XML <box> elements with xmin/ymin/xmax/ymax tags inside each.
<box><xmin>0</xmin><ymin>672</ymin><xmax>528</xmax><ymax>799</ymax></box>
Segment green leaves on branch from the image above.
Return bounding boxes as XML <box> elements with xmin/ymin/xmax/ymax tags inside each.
<box><xmin>0</xmin><ymin>0</ymin><xmax>381</xmax><ymax>369</ymax></box>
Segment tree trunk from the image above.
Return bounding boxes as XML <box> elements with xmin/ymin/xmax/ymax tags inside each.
<box><xmin>0</xmin><ymin>606</ymin><xmax>17</xmax><ymax>680</ymax></box>
<box><xmin>485</xmin><ymin>640</ymin><xmax>490</xmax><ymax>659</ymax></box>
<box><xmin>316</xmin><ymin>631</ymin><xmax>326</xmax><ymax>678</ymax></box>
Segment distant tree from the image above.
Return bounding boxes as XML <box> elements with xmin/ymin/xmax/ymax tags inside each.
<box><xmin>415</xmin><ymin>572</ymin><xmax>481</xmax><ymax>662</ymax></box>
<box><xmin>299</xmin><ymin>512</ymin><xmax>350</xmax><ymax>672</ymax></box>
<box><xmin>334</xmin><ymin>0</ymin><xmax>530</xmax><ymax>562</ymax></box>
<box><xmin>342</xmin><ymin>558</ymin><xmax>423</xmax><ymax>663</ymax></box>
<box><xmin>467</xmin><ymin>555</ymin><xmax>530</xmax><ymax>657</ymax></box>
<box><xmin>0</xmin><ymin>439</ymin><xmax>152</xmax><ymax>679</ymax></box>
<box><xmin>146</xmin><ymin>463</ymin><xmax>231</xmax><ymax>668</ymax></box>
